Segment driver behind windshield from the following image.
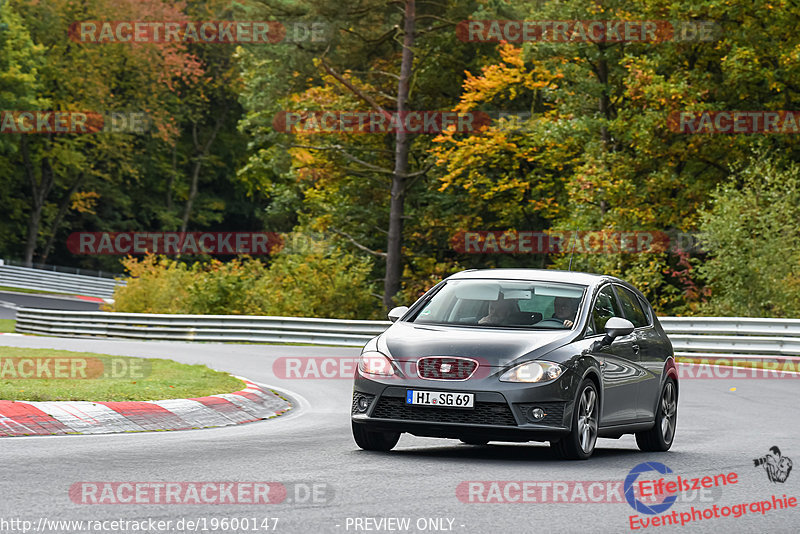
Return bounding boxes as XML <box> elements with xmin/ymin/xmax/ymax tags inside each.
<box><xmin>552</xmin><ymin>296</ymin><xmax>579</xmax><ymax>328</ymax></box>
<box><xmin>478</xmin><ymin>297</ymin><xmax>515</xmax><ymax>325</ymax></box>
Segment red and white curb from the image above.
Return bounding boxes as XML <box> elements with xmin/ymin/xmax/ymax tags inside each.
<box><xmin>0</xmin><ymin>379</ymin><xmax>291</xmax><ymax>437</ymax></box>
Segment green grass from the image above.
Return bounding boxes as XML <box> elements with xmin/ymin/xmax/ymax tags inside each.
<box><xmin>0</xmin><ymin>346</ymin><xmax>244</xmax><ymax>401</ymax></box>
<box><xmin>0</xmin><ymin>285</ymin><xmax>66</xmax><ymax>296</ymax></box>
<box><xmin>0</xmin><ymin>320</ymin><xmax>15</xmax><ymax>333</ymax></box>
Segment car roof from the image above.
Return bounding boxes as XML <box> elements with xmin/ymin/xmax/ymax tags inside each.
<box><xmin>446</xmin><ymin>268</ymin><xmax>615</xmax><ymax>287</ymax></box>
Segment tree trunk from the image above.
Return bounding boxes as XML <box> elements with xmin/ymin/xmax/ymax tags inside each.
<box><xmin>383</xmin><ymin>0</ymin><xmax>415</xmax><ymax>310</ymax></box>
<box><xmin>180</xmin><ymin>155</ymin><xmax>202</xmax><ymax>234</ymax></box>
<box><xmin>20</xmin><ymin>137</ymin><xmax>54</xmax><ymax>267</ymax></box>
<box><xmin>23</xmin><ymin>202</ymin><xmax>43</xmax><ymax>267</ymax></box>
<box><xmin>40</xmin><ymin>175</ymin><xmax>84</xmax><ymax>265</ymax></box>
<box><xmin>596</xmin><ymin>55</ymin><xmax>611</xmax><ymax>148</ymax></box>
<box><xmin>180</xmin><ymin>112</ymin><xmax>225</xmax><ymax>234</ymax></box>
<box><xmin>167</xmin><ymin>144</ymin><xmax>177</xmax><ymax>212</ymax></box>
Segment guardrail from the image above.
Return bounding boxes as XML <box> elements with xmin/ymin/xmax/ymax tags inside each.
<box><xmin>0</xmin><ymin>264</ymin><xmax>125</xmax><ymax>300</ymax></box>
<box><xmin>1</xmin><ymin>258</ymin><xmax>119</xmax><ymax>279</ymax></box>
<box><xmin>14</xmin><ymin>308</ymin><xmax>390</xmax><ymax>346</ymax></box>
<box><xmin>12</xmin><ymin>308</ymin><xmax>800</xmax><ymax>357</ymax></box>
<box><xmin>659</xmin><ymin>317</ymin><xmax>800</xmax><ymax>360</ymax></box>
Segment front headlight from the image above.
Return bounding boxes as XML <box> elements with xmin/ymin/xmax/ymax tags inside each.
<box><xmin>358</xmin><ymin>351</ymin><xmax>395</xmax><ymax>377</ymax></box>
<box><xmin>499</xmin><ymin>361</ymin><xmax>563</xmax><ymax>383</ymax></box>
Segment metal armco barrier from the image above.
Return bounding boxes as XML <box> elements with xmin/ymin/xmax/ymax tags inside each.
<box><xmin>12</xmin><ymin>308</ymin><xmax>800</xmax><ymax>356</ymax></box>
<box><xmin>659</xmin><ymin>317</ymin><xmax>800</xmax><ymax>359</ymax></box>
<box><xmin>14</xmin><ymin>308</ymin><xmax>390</xmax><ymax>346</ymax></box>
<box><xmin>0</xmin><ymin>264</ymin><xmax>125</xmax><ymax>300</ymax></box>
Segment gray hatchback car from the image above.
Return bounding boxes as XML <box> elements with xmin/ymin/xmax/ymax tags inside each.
<box><xmin>351</xmin><ymin>269</ymin><xmax>678</xmax><ymax>459</ymax></box>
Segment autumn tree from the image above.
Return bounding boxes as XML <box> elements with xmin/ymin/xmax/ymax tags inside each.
<box><xmin>237</xmin><ymin>0</ymin><xmax>486</xmax><ymax>309</ymax></box>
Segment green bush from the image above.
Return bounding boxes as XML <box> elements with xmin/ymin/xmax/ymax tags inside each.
<box><xmin>697</xmin><ymin>153</ymin><xmax>800</xmax><ymax>317</ymax></box>
<box><xmin>112</xmin><ymin>247</ymin><xmax>382</xmax><ymax>319</ymax></box>
<box><xmin>254</xmin><ymin>251</ymin><xmax>380</xmax><ymax>319</ymax></box>
<box><xmin>111</xmin><ymin>256</ymin><xmax>192</xmax><ymax>314</ymax></box>
<box><xmin>185</xmin><ymin>259</ymin><xmax>269</xmax><ymax>315</ymax></box>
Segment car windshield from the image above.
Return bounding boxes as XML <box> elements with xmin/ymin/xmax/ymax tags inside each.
<box><xmin>411</xmin><ymin>279</ymin><xmax>587</xmax><ymax>329</ymax></box>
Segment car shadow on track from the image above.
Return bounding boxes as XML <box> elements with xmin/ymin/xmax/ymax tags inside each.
<box><xmin>351</xmin><ymin>442</ymin><xmax>650</xmax><ymax>463</ymax></box>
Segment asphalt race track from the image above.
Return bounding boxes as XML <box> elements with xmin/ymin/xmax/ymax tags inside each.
<box><xmin>0</xmin><ymin>291</ymin><xmax>102</xmax><ymax>320</ymax></box>
<box><xmin>0</xmin><ymin>336</ymin><xmax>798</xmax><ymax>533</ymax></box>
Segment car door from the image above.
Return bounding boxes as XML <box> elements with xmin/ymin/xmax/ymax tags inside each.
<box><xmin>614</xmin><ymin>285</ymin><xmax>664</xmax><ymax>421</ymax></box>
<box><xmin>585</xmin><ymin>285</ymin><xmax>640</xmax><ymax>426</ymax></box>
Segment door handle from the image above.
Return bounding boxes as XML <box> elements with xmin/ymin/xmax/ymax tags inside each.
<box><xmin>632</xmin><ymin>344</ymin><xmax>640</xmax><ymax>354</ymax></box>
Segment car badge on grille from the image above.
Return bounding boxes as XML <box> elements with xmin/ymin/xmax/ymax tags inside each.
<box><xmin>440</xmin><ymin>363</ymin><xmax>452</xmax><ymax>373</ymax></box>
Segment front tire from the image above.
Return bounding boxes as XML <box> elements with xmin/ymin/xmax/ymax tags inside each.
<box><xmin>636</xmin><ymin>378</ymin><xmax>677</xmax><ymax>452</ymax></box>
<box><xmin>352</xmin><ymin>422</ymin><xmax>400</xmax><ymax>451</ymax></box>
<box><xmin>552</xmin><ymin>379</ymin><xmax>599</xmax><ymax>460</ymax></box>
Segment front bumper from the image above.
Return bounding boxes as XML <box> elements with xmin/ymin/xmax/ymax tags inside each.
<box><xmin>351</xmin><ymin>371</ymin><xmax>577</xmax><ymax>442</ymax></box>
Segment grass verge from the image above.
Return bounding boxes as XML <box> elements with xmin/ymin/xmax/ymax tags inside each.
<box><xmin>0</xmin><ymin>346</ymin><xmax>244</xmax><ymax>401</ymax></box>
<box><xmin>0</xmin><ymin>320</ymin><xmax>15</xmax><ymax>333</ymax></box>
<box><xmin>0</xmin><ymin>285</ymin><xmax>66</xmax><ymax>296</ymax></box>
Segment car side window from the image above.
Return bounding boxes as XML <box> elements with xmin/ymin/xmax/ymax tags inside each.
<box><xmin>615</xmin><ymin>286</ymin><xmax>649</xmax><ymax>328</ymax></box>
<box><xmin>637</xmin><ymin>295</ymin><xmax>654</xmax><ymax>325</ymax></box>
<box><xmin>587</xmin><ymin>286</ymin><xmax>622</xmax><ymax>335</ymax></box>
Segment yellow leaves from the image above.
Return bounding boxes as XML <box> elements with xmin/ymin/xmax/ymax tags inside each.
<box><xmin>290</xmin><ymin>147</ymin><xmax>315</xmax><ymax>165</ymax></box>
<box><xmin>70</xmin><ymin>191</ymin><xmax>100</xmax><ymax>214</ymax></box>
<box><xmin>455</xmin><ymin>43</ymin><xmax>564</xmax><ymax>112</ymax></box>
<box><xmin>499</xmin><ymin>43</ymin><xmax>525</xmax><ymax>68</ymax></box>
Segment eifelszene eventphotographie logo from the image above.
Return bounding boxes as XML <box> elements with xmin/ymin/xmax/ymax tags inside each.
<box><xmin>625</xmin><ymin>462</ymin><xmax>678</xmax><ymax>515</ymax></box>
<box><xmin>754</xmin><ymin>446</ymin><xmax>793</xmax><ymax>483</ymax></box>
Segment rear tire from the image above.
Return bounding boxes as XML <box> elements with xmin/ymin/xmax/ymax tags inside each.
<box><xmin>636</xmin><ymin>378</ymin><xmax>677</xmax><ymax>452</ymax></box>
<box><xmin>352</xmin><ymin>422</ymin><xmax>400</xmax><ymax>451</ymax></box>
<box><xmin>551</xmin><ymin>379</ymin><xmax>599</xmax><ymax>460</ymax></box>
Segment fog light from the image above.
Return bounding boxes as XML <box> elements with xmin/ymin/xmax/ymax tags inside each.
<box><xmin>357</xmin><ymin>396</ymin><xmax>370</xmax><ymax>412</ymax></box>
<box><xmin>530</xmin><ymin>407</ymin><xmax>546</xmax><ymax>420</ymax></box>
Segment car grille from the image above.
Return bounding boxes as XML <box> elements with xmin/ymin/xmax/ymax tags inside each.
<box><xmin>417</xmin><ymin>357</ymin><xmax>478</xmax><ymax>380</ymax></box>
<box><xmin>371</xmin><ymin>396</ymin><xmax>517</xmax><ymax>426</ymax></box>
<box><xmin>513</xmin><ymin>402</ymin><xmax>566</xmax><ymax>426</ymax></box>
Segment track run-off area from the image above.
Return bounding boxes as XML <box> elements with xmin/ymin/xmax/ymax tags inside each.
<box><xmin>0</xmin><ymin>335</ymin><xmax>798</xmax><ymax>534</ymax></box>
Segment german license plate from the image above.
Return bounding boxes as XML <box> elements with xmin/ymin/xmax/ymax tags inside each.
<box><xmin>405</xmin><ymin>390</ymin><xmax>474</xmax><ymax>408</ymax></box>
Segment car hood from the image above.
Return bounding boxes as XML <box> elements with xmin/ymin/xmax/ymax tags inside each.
<box><xmin>378</xmin><ymin>322</ymin><xmax>575</xmax><ymax>367</ymax></box>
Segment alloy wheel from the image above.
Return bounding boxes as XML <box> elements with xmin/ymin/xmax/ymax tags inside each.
<box><xmin>660</xmin><ymin>381</ymin><xmax>677</xmax><ymax>443</ymax></box>
<box><xmin>577</xmin><ymin>386</ymin><xmax>598</xmax><ymax>453</ymax></box>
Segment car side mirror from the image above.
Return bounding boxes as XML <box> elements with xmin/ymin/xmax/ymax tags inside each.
<box><xmin>604</xmin><ymin>317</ymin><xmax>634</xmax><ymax>339</ymax></box>
<box><xmin>587</xmin><ymin>317</ymin><xmax>635</xmax><ymax>352</ymax></box>
<box><xmin>387</xmin><ymin>306</ymin><xmax>409</xmax><ymax>322</ymax></box>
